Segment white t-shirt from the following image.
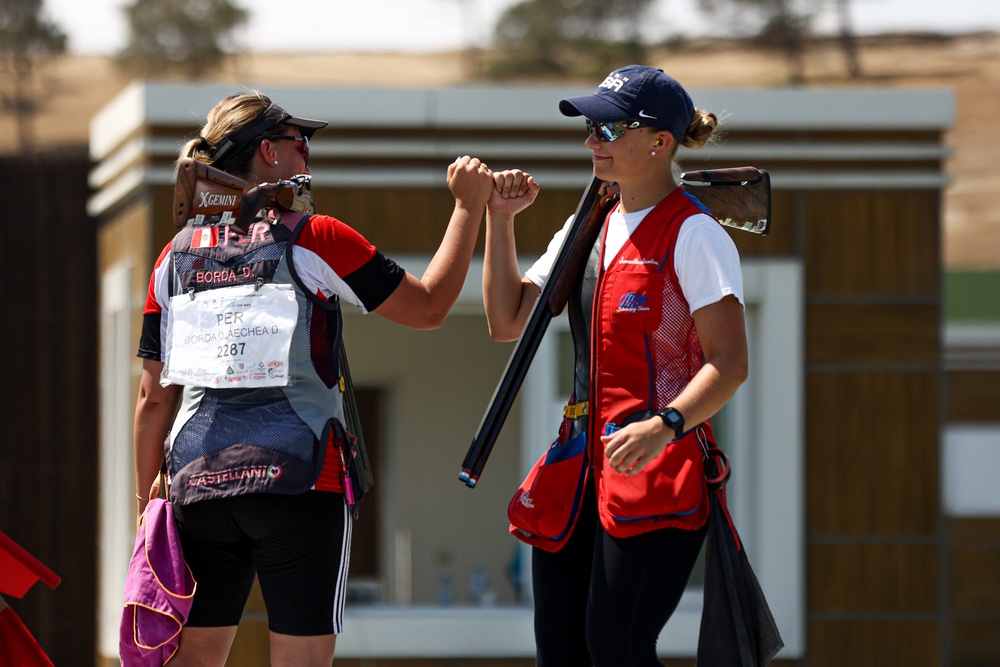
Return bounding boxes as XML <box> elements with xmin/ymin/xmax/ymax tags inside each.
<box><xmin>525</xmin><ymin>205</ymin><xmax>744</xmax><ymax>314</ymax></box>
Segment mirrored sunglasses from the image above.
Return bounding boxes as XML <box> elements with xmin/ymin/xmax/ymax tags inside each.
<box><xmin>585</xmin><ymin>119</ymin><xmax>648</xmax><ymax>142</ymax></box>
<box><xmin>261</xmin><ymin>134</ymin><xmax>310</xmax><ymax>163</ymax></box>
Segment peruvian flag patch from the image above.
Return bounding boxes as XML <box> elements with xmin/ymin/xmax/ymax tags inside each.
<box><xmin>191</xmin><ymin>227</ymin><xmax>219</xmax><ymax>249</ymax></box>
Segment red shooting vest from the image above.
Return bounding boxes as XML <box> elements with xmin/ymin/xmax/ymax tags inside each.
<box><xmin>590</xmin><ymin>189</ymin><xmax>713</xmax><ymax>538</ymax></box>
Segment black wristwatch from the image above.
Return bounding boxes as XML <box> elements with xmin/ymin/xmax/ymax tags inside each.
<box><xmin>655</xmin><ymin>407</ymin><xmax>685</xmax><ymax>440</ymax></box>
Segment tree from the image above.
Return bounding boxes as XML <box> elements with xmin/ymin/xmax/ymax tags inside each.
<box><xmin>696</xmin><ymin>0</ymin><xmax>862</xmax><ymax>84</ymax></box>
<box><xmin>485</xmin><ymin>0</ymin><xmax>652</xmax><ymax>80</ymax></box>
<box><xmin>833</xmin><ymin>0</ymin><xmax>862</xmax><ymax>77</ymax></box>
<box><xmin>0</xmin><ymin>0</ymin><xmax>66</xmax><ymax>153</ymax></box>
<box><xmin>116</xmin><ymin>0</ymin><xmax>249</xmax><ymax>79</ymax></box>
<box><xmin>696</xmin><ymin>0</ymin><xmax>820</xmax><ymax>84</ymax></box>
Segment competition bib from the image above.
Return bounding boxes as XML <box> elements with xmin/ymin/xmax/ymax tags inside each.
<box><xmin>162</xmin><ymin>283</ymin><xmax>298</xmax><ymax>388</ymax></box>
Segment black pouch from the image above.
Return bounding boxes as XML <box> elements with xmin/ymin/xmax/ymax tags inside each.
<box><xmin>344</xmin><ymin>427</ymin><xmax>373</xmax><ymax>505</ymax></box>
<box><xmin>332</xmin><ymin>420</ymin><xmax>372</xmax><ymax>514</ymax></box>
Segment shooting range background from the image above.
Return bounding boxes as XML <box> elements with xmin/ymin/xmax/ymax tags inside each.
<box><xmin>0</xmin><ymin>31</ymin><xmax>998</xmax><ymax>667</ymax></box>
<box><xmin>1</xmin><ymin>33</ymin><xmax>997</xmax><ymax>267</ymax></box>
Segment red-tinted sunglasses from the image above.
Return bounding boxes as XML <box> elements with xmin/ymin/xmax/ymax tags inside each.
<box><xmin>261</xmin><ymin>134</ymin><xmax>310</xmax><ymax>163</ymax></box>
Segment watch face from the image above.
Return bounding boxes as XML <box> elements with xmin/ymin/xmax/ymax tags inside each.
<box><xmin>658</xmin><ymin>408</ymin><xmax>683</xmax><ymax>436</ymax></box>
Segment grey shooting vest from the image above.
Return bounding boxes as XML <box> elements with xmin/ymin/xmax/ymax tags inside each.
<box><xmin>165</xmin><ymin>215</ymin><xmax>347</xmax><ymax>505</ymax></box>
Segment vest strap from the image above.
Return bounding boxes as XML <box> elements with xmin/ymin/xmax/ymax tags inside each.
<box><xmin>563</xmin><ymin>401</ymin><xmax>589</xmax><ymax>419</ymax></box>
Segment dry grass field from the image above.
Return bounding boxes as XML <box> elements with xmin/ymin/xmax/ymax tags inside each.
<box><xmin>3</xmin><ymin>31</ymin><xmax>997</xmax><ymax>268</ymax></box>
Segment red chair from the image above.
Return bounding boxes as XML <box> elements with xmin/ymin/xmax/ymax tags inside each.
<box><xmin>0</xmin><ymin>530</ymin><xmax>61</xmax><ymax>667</ymax></box>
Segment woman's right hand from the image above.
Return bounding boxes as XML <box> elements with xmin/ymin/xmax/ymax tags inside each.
<box><xmin>374</xmin><ymin>156</ymin><xmax>492</xmax><ymax>330</ymax></box>
<box><xmin>482</xmin><ymin>169</ymin><xmax>542</xmax><ymax>342</ymax></box>
<box><xmin>447</xmin><ymin>156</ymin><xmax>494</xmax><ymax>211</ymax></box>
<box><xmin>488</xmin><ymin>169</ymin><xmax>540</xmax><ymax>218</ymax></box>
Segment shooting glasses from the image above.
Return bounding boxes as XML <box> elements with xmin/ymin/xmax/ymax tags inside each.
<box><xmin>586</xmin><ymin>119</ymin><xmax>650</xmax><ymax>142</ymax></box>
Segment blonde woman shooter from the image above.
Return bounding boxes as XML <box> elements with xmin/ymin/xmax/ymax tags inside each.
<box><xmin>483</xmin><ymin>65</ymin><xmax>748</xmax><ymax>666</ymax></box>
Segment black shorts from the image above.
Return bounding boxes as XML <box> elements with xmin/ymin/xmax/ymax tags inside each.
<box><xmin>172</xmin><ymin>490</ymin><xmax>352</xmax><ymax>635</ymax></box>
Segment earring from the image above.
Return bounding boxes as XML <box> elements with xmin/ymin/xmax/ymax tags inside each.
<box><xmin>272</xmin><ymin>160</ymin><xmax>279</xmax><ymax>165</ymax></box>
<box><xmin>650</xmin><ymin>151</ymin><xmax>656</xmax><ymax>156</ymax></box>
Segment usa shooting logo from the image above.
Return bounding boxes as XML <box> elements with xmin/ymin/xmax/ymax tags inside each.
<box><xmin>599</xmin><ymin>73</ymin><xmax>629</xmax><ymax>93</ymax></box>
<box><xmin>617</xmin><ymin>291</ymin><xmax>650</xmax><ymax>314</ymax></box>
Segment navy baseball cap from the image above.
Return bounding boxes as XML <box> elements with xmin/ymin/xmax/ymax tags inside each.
<box><xmin>559</xmin><ymin>65</ymin><xmax>695</xmax><ymax>142</ymax></box>
<box><xmin>211</xmin><ymin>101</ymin><xmax>327</xmax><ymax>166</ymax></box>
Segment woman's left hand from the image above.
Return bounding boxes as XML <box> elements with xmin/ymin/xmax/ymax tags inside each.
<box><xmin>488</xmin><ymin>169</ymin><xmax>539</xmax><ymax>217</ymax></box>
<box><xmin>601</xmin><ymin>417</ymin><xmax>671</xmax><ymax>475</ymax></box>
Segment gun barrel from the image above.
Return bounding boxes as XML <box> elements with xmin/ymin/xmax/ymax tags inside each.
<box><xmin>460</xmin><ymin>177</ymin><xmax>616</xmax><ymax>487</ymax></box>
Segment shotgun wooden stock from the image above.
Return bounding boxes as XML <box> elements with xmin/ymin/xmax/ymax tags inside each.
<box><xmin>680</xmin><ymin>166</ymin><xmax>771</xmax><ymax>236</ymax></box>
<box><xmin>172</xmin><ymin>157</ymin><xmax>307</xmax><ymax>234</ymax></box>
<box><xmin>459</xmin><ymin>177</ymin><xmax>618</xmax><ymax>488</ymax></box>
<box><xmin>173</xmin><ymin>158</ymin><xmax>247</xmax><ymax>229</ymax></box>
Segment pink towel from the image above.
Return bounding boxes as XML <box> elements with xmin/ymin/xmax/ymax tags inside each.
<box><xmin>119</xmin><ymin>499</ymin><xmax>196</xmax><ymax>666</ymax></box>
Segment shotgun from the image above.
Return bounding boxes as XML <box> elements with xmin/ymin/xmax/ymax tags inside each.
<box><xmin>460</xmin><ymin>167</ymin><xmax>771</xmax><ymax>488</ymax></box>
<box><xmin>459</xmin><ymin>177</ymin><xmax>619</xmax><ymax>488</ymax></box>
<box><xmin>172</xmin><ymin>157</ymin><xmax>314</xmax><ymax>234</ymax></box>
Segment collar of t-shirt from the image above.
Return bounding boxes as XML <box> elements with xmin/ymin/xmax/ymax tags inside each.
<box><xmin>604</xmin><ymin>204</ymin><xmax>655</xmax><ymax>269</ymax></box>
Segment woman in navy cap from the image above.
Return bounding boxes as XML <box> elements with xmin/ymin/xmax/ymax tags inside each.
<box><xmin>131</xmin><ymin>90</ymin><xmax>494</xmax><ymax>666</ymax></box>
<box><xmin>483</xmin><ymin>65</ymin><xmax>748</xmax><ymax>665</ymax></box>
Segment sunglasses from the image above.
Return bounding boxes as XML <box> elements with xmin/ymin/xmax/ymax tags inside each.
<box><xmin>586</xmin><ymin>119</ymin><xmax>649</xmax><ymax>142</ymax></box>
<box><xmin>261</xmin><ymin>134</ymin><xmax>310</xmax><ymax>163</ymax></box>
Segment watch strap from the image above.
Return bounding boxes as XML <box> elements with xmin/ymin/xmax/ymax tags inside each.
<box><xmin>656</xmin><ymin>407</ymin><xmax>685</xmax><ymax>439</ymax></box>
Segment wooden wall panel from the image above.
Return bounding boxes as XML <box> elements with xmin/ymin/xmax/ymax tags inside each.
<box><xmin>948</xmin><ymin>517</ymin><xmax>1000</xmax><ymax>543</ymax></box>
<box><xmin>806</xmin><ymin>372</ymin><xmax>939</xmax><ymax>536</ymax></box>
<box><xmin>946</xmin><ymin>370</ymin><xmax>1000</xmax><ymax>422</ymax></box>
<box><xmin>946</xmin><ymin>518</ymin><xmax>1000</xmax><ymax>666</ymax></box>
<box><xmin>0</xmin><ymin>150</ymin><xmax>98</xmax><ymax>665</ymax></box>
<box><xmin>153</xmin><ymin>187</ymin><xmax>179</xmax><ymax>252</ymax></box>
<box><xmin>948</xmin><ymin>517</ymin><xmax>1000</xmax><ymax>620</ymax></box>
<box><xmin>314</xmin><ymin>187</ymin><xmax>457</xmax><ymax>254</ymax></box>
<box><xmin>808</xmin><ymin>542</ymin><xmax>938</xmax><ymax>613</ymax></box>
<box><xmin>98</xmin><ymin>196</ymin><xmax>150</xmax><ymax>273</ymax></box>
<box><xmin>313</xmin><ymin>186</ymin><xmax>579</xmax><ymax>257</ymax></box>
<box><xmin>948</xmin><ymin>619</ymin><xmax>1000</xmax><ymax>667</ymax></box>
<box><xmin>807</xmin><ymin>620</ymin><xmax>940</xmax><ymax>667</ymax></box>
<box><xmin>801</xmin><ymin>183</ymin><xmax>946</xmax><ymax>665</ymax></box>
<box><xmin>804</xmin><ymin>191</ymin><xmax>940</xmax><ymax>297</ymax></box>
<box><xmin>806</xmin><ymin>303</ymin><xmax>939</xmax><ymax>366</ymax></box>
<box><xmin>949</xmin><ymin>541</ymin><xmax>1000</xmax><ymax>615</ymax></box>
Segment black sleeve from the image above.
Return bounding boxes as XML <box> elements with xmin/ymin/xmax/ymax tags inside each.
<box><xmin>342</xmin><ymin>251</ymin><xmax>406</xmax><ymax>312</ymax></box>
<box><xmin>137</xmin><ymin>312</ymin><xmax>163</xmax><ymax>360</ymax></box>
